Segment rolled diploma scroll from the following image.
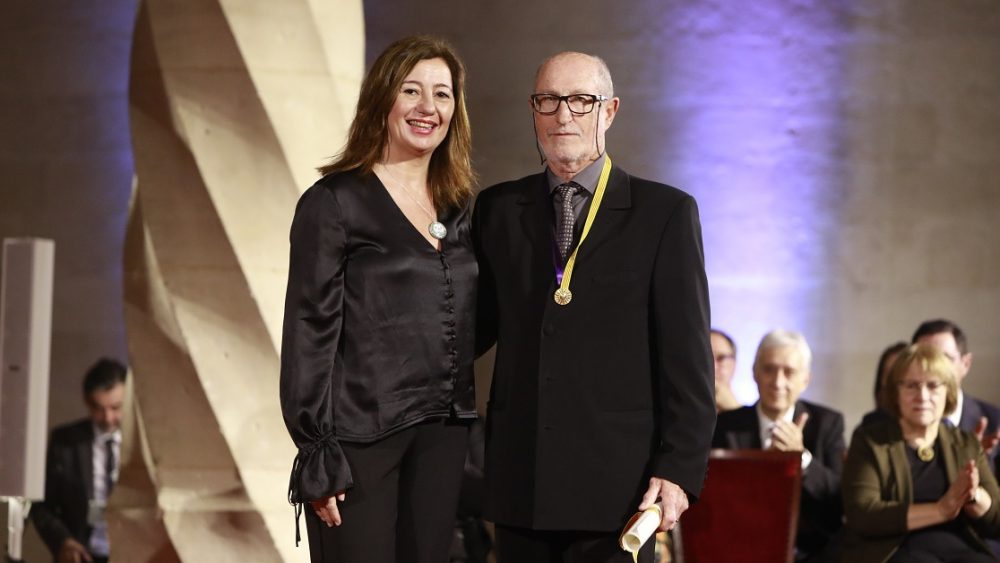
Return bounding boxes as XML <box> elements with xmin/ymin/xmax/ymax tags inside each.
<box><xmin>619</xmin><ymin>504</ymin><xmax>662</xmax><ymax>560</ymax></box>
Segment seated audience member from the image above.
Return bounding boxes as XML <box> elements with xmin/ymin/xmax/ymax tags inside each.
<box><xmin>31</xmin><ymin>358</ymin><xmax>126</xmax><ymax>563</ymax></box>
<box><xmin>712</xmin><ymin>328</ymin><xmax>742</xmax><ymax>412</ymax></box>
<box><xmin>841</xmin><ymin>344</ymin><xmax>1000</xmax><ymax>563</ymax></box>
<box><xmin>914</xmin><ymin>319</ymin><xmax>1000</xmax><ymax>557</ymax></box>
<box><xmin>712</xmin><ymin>329</ymin><xmax>845</xmax><ymax>562</ymax></box>
<box><xmin>858</xmin><ymin>341</ymin><xmax>908</xmax><ymax>428</ymax></box>
<box><xmin>912</xmin><ymin>319</ymin><xmax>1000</xmax><ymax>469</ymax></box>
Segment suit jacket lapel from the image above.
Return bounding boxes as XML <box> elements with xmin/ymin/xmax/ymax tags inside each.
<box><xmin>939</xmin><ymin>425</ymin><xmax>959</xmax><ymax>484</ymax></box>
<box><xmin>516</xmin><ymin>174</ymin><xmax>557</xmax><ymax>293</ymax></box>
<box><xmin>732</xmin><ymin>405</ymin><xmax>761</xmax><ymax>449</ymax></box>
<box><xmin>885</xmin><ymin>421</ymin><xmax>912</xmax><ymax>504</ymax></box>
<box><xmin>575</xmin><ymin>166</ymin><xmax>631</xmax><ymax>263</ymax></box>
<box><xmin>959</xmin><ymin>395</ymin><xmax>983</xmax><ymax>432</ymax></box>
<box><xmin>599</xmin><ymin>165</ymin><xmax>631</xmax><ymax>210</ymax></box>
<box><xmin>77</xmin><ymin>423</ymin><xmax>95</xmax><ymax>500</ymax></box>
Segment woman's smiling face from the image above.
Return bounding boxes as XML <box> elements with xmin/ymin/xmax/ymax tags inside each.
<box><xmin>385</xmin><ymin>57</ymin><xmax>454</xmax><ymax>160</ymax></box>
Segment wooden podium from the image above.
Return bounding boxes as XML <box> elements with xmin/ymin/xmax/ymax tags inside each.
<box><xmin>677</xmin><ymin>449</ymin><xmax>802</xmax><ymax>563</ymax></box>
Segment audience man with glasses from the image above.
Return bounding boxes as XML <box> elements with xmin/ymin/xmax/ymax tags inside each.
<box><xmin>474</xmin><ymin>51</ymin><xmax>715</xmax><ymax>562</ymax></box>
<box><xmin>712</xmin><ymin>328</ymin><xmax>742</xmax><ymax>412</ymax></box>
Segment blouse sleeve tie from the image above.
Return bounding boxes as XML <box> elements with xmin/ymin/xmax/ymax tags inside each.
<box><xmin>287</xmin><ymin>431</ymin><xmax>354</xmax><ymax>546</ymax></box>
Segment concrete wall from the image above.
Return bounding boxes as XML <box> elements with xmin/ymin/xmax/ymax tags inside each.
<box><xmin>0</xmin><ymin>2</ymin><xmax>136</xmax><ymax>559</ymax></box>
<box><xmin>0</xmin><ymin>1</ymin><xmax>135</xmax><ymax>427</ymax></box>
<box><xmin>364</xmin><ymin>0</ymin><xmax>1000</xmax><ymax>430</ymax></box>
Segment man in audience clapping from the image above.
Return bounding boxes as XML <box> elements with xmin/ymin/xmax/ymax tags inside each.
<box><xmin>712</xmin><ymin>329</ymin><xmax>844</xmax><ymax>562</ymax></box>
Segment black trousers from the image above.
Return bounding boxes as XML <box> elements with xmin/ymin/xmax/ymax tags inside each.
<box><xmin>304</xmin><ymin>418</ymin><xmax>469</xmax><ymax>563</ymax></box>
<box><xmin>495</xmin><ymin>525</ymin><xmax>655</xmax><ymax>563</ymax></box>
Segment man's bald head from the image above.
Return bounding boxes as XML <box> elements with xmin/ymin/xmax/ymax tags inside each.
<box><xmin>535</xmin><ymin>51</ymin><xmax>614</xmax><ymax>98</ymax></box>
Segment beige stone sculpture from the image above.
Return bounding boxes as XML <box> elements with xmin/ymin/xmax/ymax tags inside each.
<box><xmin>119</xmin><ymin>1</ymin><xmax>363</xmax><ymax>560</ymax></box>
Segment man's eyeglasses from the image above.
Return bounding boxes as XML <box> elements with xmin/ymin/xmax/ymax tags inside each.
<box><xmin>530</xmin><ymin>93</ymin><xmax>608</xmax><ymax>115</ymax></box>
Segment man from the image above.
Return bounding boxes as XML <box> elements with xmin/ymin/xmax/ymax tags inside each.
<box><xmin>712</xmin><ymin>330</ymin><xmax>844</xmax><ymax>562</ymax></box>
<box><xmin>912</xmin><ymin>319</ymin><xmax>1000</xmax><ymax>467</ymax></box>
<box><xmin>474</xmin><ymin>52</ymin><xmax>715</xmax><ymax>563</ymax></box>
<box><xmin>31</xmin><ymin>358</ymin><xmax>126</xmax><ymax>563</ymax></box>
<box><xmin>712</xmin><ymin>329</ymin><xmax>742</xmax><ymax>412</ymax></box>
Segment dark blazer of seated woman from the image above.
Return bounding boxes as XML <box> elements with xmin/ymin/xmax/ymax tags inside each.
<box><xmin>842</xmin><ymin>420</ymin><xmax>1000</xmax><ymax>562</ymax></box>
<box><xmin>841</xmin><ymin>344</ymin><xmax>1000</xmax><ymax>563</ymax></box>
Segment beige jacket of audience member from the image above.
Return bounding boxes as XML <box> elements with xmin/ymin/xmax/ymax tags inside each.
<box><xmin>841</xmin><ymin>419</ymin><xmax>1000</xmax><ymax>562</ymax></box>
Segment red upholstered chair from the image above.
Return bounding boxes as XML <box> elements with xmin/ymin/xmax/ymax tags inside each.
<box><xmin>677</xmin><ymin>449</ymin><xmax>802</xmax><ymax>563</ymax></box>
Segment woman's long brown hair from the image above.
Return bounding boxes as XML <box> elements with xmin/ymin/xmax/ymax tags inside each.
<box><xmin>318</xmin><ymin>35</ymin><xmax>475</xmax><ymax>209</ymax></box>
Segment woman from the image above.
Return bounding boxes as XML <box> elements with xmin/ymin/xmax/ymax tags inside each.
<box><xmin>858</xmin><ymin>341</ymin><xmax>908</xmax><ymax>428</ymax></box>
<box><xmin>279</xmin><ymin>35</ymin><xmax>477</xmax><ymax>563</ymax></box>
<box><xmin>841</xmin><ymin>344</ymin><xmax>1000</xmax><ymax>562</ymax></box>
<box><xmin>711</xmin><ymin>328</ymin><xmax>741</xmax><ymax>412</ymax></box>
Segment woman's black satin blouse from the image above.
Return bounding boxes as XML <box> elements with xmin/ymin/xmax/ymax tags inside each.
<box><xmin>279</xmin><ymin>170</ymin><xmax>477</xmax><ymax>504</ymax></box>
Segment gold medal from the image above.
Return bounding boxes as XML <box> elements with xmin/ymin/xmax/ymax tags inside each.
<box><xmin>917</xmin><ymin>444</ymin><xmax>934</xmax><ymax>462</ymax></box>
<box><xmin>553</xmin><ymin>155</ymin><xmax>613</xmax><ymax>308</ymax></box>
<box><xmin>554</xmin><ymin>288</ymin><xmax>573</xmax><ymax>305</ymax></box>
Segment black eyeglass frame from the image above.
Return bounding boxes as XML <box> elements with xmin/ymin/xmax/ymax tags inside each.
<box><xmin>530</xmin><ymin>93</ymin><xmax>609</xmax><ymax>115</ymax></box>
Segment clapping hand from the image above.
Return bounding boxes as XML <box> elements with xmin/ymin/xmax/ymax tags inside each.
<box><xmin>973</xmin><ymin>416</ymin><xmax>1000</xmax><ymax>457</ymax></box>
<box><xmin>770</xmin><ymin>412</ymin><xmax>809</xmax><ymax>452</ymax></box>
<box><xmin>960</xmin><ymin>457</ymin><xmax>994</xmax><ymax>519</ymax></box>
<box><xmin>939</xmin><ymin>460</ymin><xmax>977</xmax><ymax>520</ymax></box>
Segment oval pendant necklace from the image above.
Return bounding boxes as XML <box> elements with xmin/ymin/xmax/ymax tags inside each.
<box><xmin>917</xmin><ymin>444</ymin><xmax>934</xmax><ymax>462</ymax></box>
<box><xmin>378</xmin><ymin>164</ymin><xmax>446</xmax><ymax>240</ymax></box>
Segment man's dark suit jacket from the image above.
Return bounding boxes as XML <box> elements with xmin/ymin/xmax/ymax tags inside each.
<box><xmin>473</xmin><ymin>164</ymin><xmax>716</xmax><ymax>532</ymax></box>
<box><xmin>30</xmin><ymin>418</ymin><xmax>95</xmax><ymax>559</ymax></box>
<box><xmin>961</xmin><ymin>394</ymin><xmax>1000</xmax><ymax>467</ymax></box>
<box><xmin>959</xmin><ymin>393</ymin><xmax>1000</xmax><ymax>555</ymax></box>
<box><xmin>712</xmin><ymin>401</ymin><xmax>845</xmax><ymax>559</ymax></box>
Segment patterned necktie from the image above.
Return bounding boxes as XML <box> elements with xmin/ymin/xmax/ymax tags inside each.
<box><xmin>105</xmin><ymin>437</ymin><xmax>116</xmax><ymax>497</ymax></box>
<box><xmin>555</xmin><ymin>183</ymin><xmax>579</xmax><ymax>261</ymax></box>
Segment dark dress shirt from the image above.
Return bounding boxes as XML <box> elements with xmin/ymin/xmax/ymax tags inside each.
<box><xmin>280</xmin><ymin>169</ymin><xmax>477</xmax><ymax>504</ymax></box>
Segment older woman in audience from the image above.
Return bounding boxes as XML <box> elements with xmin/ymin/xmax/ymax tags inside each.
<box><xmin>711</xmin><ymin>328</ymin><xmax>742</xmax><ymax>412</ymax></box>
<box><xmin>841</xmin><ymin>344</ymin><xmax>1000</xmax><ymax>562</ymax></box>
<box><xmin>858</xmin><ymin>341</ymin><xmax>909</xmax><ymax>428</ymax></box>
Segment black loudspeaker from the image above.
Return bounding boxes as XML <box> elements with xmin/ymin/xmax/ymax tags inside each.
<box><xmin>0</xmin><ymin>238</ymin><xmax>54</xmax><ymax>500</ymax></box>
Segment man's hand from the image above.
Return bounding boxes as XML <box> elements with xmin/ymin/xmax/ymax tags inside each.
<box><xmin>639</xmin><ymin>477</ymin><xmax>689</xmax><ymax>532</ymax></box>
<box><xmin>310</xmin><ymin>491</ymin><xmax>347</xmax><ymax>527</ymax></box>
<box><xmin>770</xmin><ymin>412</ymin><xmax>809</xmax><ymax>452</ymax></box>
<box><xmin>57</xmin><ymin>538</ymin><xmax>92</xmax><ymax>563</ymax></box>
<box><xmin>973</xmin><ymin>416</ymin><xmax>1000</xmax><ymax>457</ymax></box>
